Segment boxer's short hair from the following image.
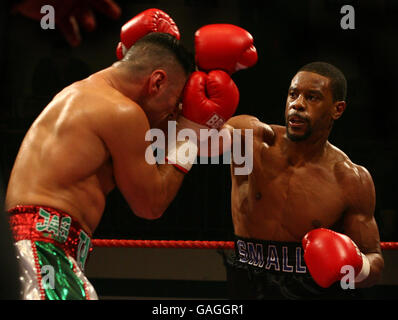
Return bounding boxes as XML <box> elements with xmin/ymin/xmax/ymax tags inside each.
<box><xmin>123</xmin><ymin>32</ymin><xmax>195</xmax><ymax>76</ymax></box>
<box><xmin>299</xmin><ymin>62</ymin><xmax>347</xmax><ymax>102</ymax></box>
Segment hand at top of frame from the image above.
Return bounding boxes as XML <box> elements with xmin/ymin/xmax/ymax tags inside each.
<box><xmin>12</xmin><ymin>0</ymin><xmax>122</xmax><ymax>47</ymax></box>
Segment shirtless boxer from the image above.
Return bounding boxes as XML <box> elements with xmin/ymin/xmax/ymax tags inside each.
<box><xmin>224</xmin><ymin>62</ymin><xmax>384</xmax><ymax>299</ymax></box>
<box><xmin>5</xmin><ymin>21</ymin><xmax>194</xmax><ymax>299</ymax></box>
<box><xmin>5</xmin><ymin>8</ymin><xmax>255</xmax><ymax>299</ymax></box>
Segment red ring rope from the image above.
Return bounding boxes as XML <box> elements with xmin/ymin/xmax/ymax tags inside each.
<box><xmin>92</xmin><ymin>239</ymin><xmax>234</xmax><ymax>249</ymax></box>
<box><xmin>92</xmin><ymin>239</ymin><xmax>398</xmax><ymax>250</ymax></box>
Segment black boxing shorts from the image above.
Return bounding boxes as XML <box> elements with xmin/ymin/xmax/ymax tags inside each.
<box><xmin>220</xmin><ymin>235</ymin><xmax>362</xmax><ymax>300</ymax></box>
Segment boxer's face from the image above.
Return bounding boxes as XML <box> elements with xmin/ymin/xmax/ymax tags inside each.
<box><xmin>285</xmin><ymin>71</ymin><xmax>335</xmax><ymax>142</ymax></box>
<box><xmin>143</xmin><ymin>68</ymin><xmax>188</xmax><ymax>128</ymax></box>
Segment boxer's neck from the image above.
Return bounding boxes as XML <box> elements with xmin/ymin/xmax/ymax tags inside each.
<box><xmin>283</xmin><ymin>130</ymin><xmax>330</xmax><ymax>166</ymax></box>
<box><xmin>96</xmin><ymin>66</ymin><xmax>145</xmax><ymax>103</ymax></box>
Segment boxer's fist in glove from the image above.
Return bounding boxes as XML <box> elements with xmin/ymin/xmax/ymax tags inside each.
<box><xmin>182</xmin><ymin>70</ymin><xmax>240</xmax><ymax>129</ymax></box>
<box><xmin>166</xmin><ymin>70</ymin><xmax>239</xmax><ymax>171</ymax></box>
<box><xmin>195</xmin><ymin>24</ymin><xmax>257</xmax><ymax>74</ymax></box>
<box><xmin>302</xmin><ymin>228</ymin><xmax>370</xmax><ymax>288</ymax></box>
<box><xmin>116</xmin><ymin>8</ymin><xmax>180</xmax><ymax>60</ymax></box>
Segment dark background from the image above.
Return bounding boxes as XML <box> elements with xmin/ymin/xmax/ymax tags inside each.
<box><xmin>1</xmin><ymin>0</ymin><xmax>397</xmax><ymax>245</ymax></box>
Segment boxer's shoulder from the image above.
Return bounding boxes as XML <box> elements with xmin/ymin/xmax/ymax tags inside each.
<box><xmin>268</xmin><ymin>125</ymin><xmax>284</xmax><ymax>139</ymax></box>
<box><xmin>70</xmin><ymin>78</ymin><xmax>132</xmax><ymax>106</ymax></box>
<box><xmin>329</xmin><ymin>143</ymin><xmax>357</xmax><ymax>176</ymax></box>
<box><xmin>328</xmin><ymin>143</ymin><xmax>374</xmax><ymax>198</ymax></box>
<box><xmin>227</xmin><ymin>115</ymin><xmax>276</xmax><ymax>144</ymax></box>
<box><xmin>226</xmin><ymin>114</ymin><xmax>259</xmax><ymax>129</ymax></box>
<box><xmin>94</xmin><ymin>101</ymin><xmax>149</xmax><ymax>144</ymax></box>
<box><xmin>68</xmin><ymin>78</ymin><xmax>147</xmax><ymax>126</ymax></box>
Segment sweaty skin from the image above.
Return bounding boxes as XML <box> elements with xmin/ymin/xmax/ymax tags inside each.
<box><xmin>6</xmin><ymin>66</ymin><xmax>187</xmax><ymax>235</ymax></box>
<box><xmin>227</xmin><ymin>71</ymin><xmax>384</xmax><ymax>287</ymax></box>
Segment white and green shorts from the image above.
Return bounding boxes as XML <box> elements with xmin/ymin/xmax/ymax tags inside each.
<box><xmin>9</xmin><ymin>205</ymin><xmax>98</xmax><ymax>300</ymax></box>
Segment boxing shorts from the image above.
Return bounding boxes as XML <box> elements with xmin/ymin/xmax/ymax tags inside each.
<box><xmin>221</xmin><ymin>235</ymin><xmax>362</xmax><ymax>300</ymax></box>
<box><xmin>8</xmin><ymin>205</ymin><xmax>98</xmax><ymax>300</ymax></box>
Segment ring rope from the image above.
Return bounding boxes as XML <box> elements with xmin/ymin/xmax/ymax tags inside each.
<box><xmin>92</xmin><ymin>239</ymin><xmax>398</xmax><ymax>250</ymax></box>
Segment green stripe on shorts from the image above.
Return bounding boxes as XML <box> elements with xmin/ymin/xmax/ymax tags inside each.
<box><xmin>35</xmin><ymin>241</ymin><xmax>87</xmax><ymax>300</ymax></box>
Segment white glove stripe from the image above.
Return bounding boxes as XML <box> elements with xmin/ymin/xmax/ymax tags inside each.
<box><xmin>355</xmin><ymin>253</ymin><xmax>370</xmax><ymax>283</ymax></box>
<box><xmin>122</xmin><ymin>43</ymin><xmax>127</xmax><ymax>57</ymax></box>
<box><xmin>167</xmin><ymin>139</ymin><xmax>198</xmax><ymax>173</ymax></box>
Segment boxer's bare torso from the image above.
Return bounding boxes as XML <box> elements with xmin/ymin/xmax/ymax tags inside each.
<box><xmin>229</xmin><ymin>116</ymin><xmax>379</xmax><ymax>253</ymax></box>
<box><xmin>6</xmin><ymin>74</ymin><xmax>125</xmax><ymax>234</ymax></box>
<box><xmin>6</xmin><ymin>66</ymin><xmax>185</xmax><ymax>235</ymax></box>
<box><xmin>227</xmin><ymin>69</ymin><xmax>383</xmax><ymax>287</ymax></box>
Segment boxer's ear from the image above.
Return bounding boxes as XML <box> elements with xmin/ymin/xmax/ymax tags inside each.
<box><xmin>148</xmin><ymin>70</ymin><xmax>167</xmax><ymax>95</ymax></box>
<box><xmin>332</xmin><ymin>101</ymin><xmax>346</xmax><ymax>120</ymax></box>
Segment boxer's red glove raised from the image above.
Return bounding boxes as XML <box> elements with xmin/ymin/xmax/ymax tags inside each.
<box><xmin>302</xmin><ymin>228</ymin><xmax>370</xmax><ymax>288</ymax></box>
<box><xmin>194</xmin><ymin>24</ymin><xmax>258</xmax><ymax>74</ymax></box>
<box><xmin>182</xmin><ymin>70</ymin><xmax>239</xmax><ymax>129</ymax></box>
<box><xmin>116</xmin><ymin>8</ymin><xmax>180</xmax><ymax>60</ymax></box>
<box><xmin>166</xmin><ymin>70</ymin><xmax>239</xmax><ymax>172</ymax></box>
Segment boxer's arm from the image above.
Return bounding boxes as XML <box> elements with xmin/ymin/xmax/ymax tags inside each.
<box><xmin>102</xmin><ymin>104</ymin><xmax>184</xmax><ymax>220</ymax></box>
<box><xmin>226</xmin><ymin>115</ymin><xmax>275</xmax><ymax>144</ymax></box>
<box><xmin>343</xmin><ymin>165</ymin><xmax>384</xmax><ymax>287</ymax></box>
<box><xmin>225</xmin><ymin>115</ymin><xmax>275</xmax><ymax>172</ymax></box>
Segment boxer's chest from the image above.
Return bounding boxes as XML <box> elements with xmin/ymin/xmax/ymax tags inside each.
<box><xmin>249</xmin><ymin>145</ymin><xmax>346</xmax><ymax>232</ymax></box>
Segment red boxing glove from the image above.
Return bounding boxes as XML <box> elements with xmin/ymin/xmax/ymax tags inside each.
<box><xmin>182</xmin><ymin>70</ymin><xmax>240</xmax><ymax>129</ymax></box>
<box><xmin>302</xmin><ymin>228</ymin><xmax>370</xmax><ymax>288</ymax></box>
<box><xmin>194</xmin><ymin>24</ymin><xmax>258</xmax><ymax>74</ymax></box>
<box><xmin>166</xmin><ymin>70</ymin><xmax>239</xmax><ymax>171</ymax></box>
<box><xmin>116</xmin><ymin>8</ymin><xmax>180</xmax><ymax>60</ymax></box>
